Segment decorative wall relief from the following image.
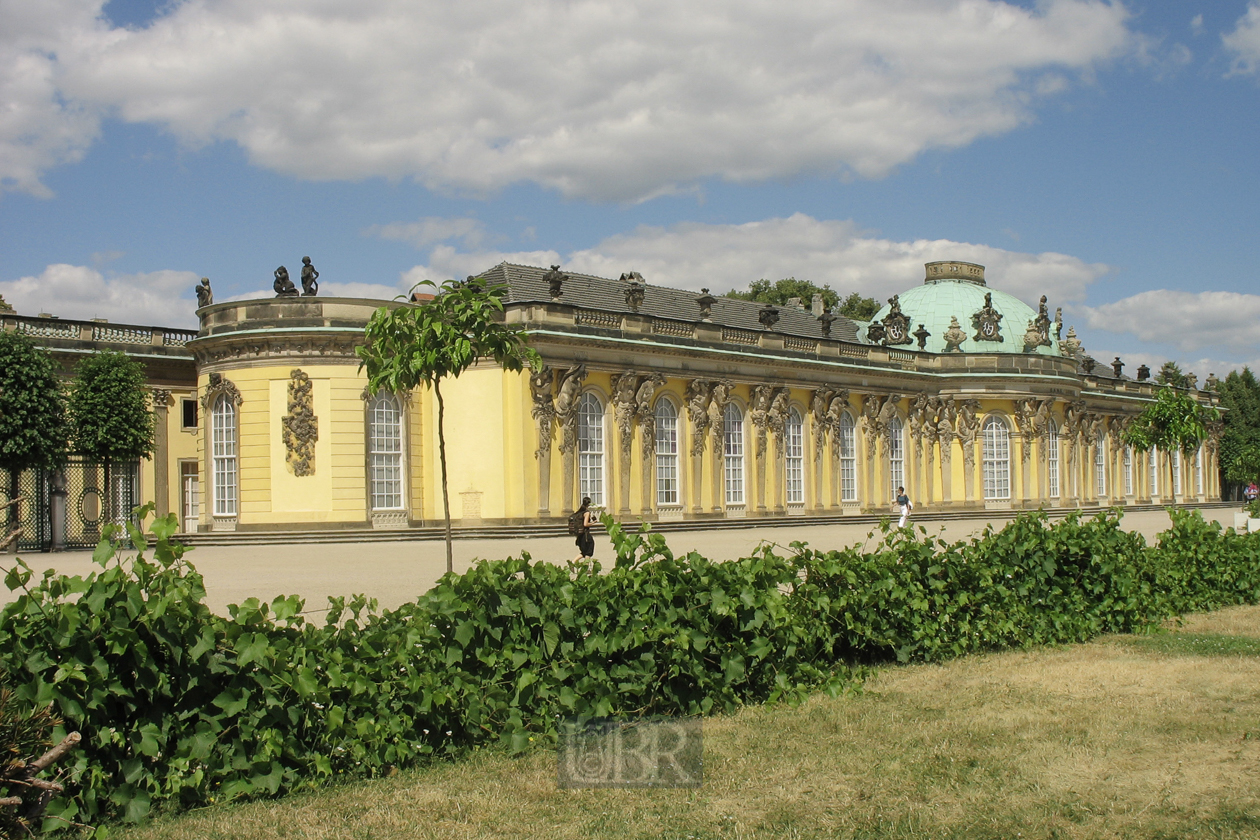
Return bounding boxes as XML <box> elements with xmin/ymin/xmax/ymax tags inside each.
<box><xmin>956</xmin><ymin>399</ymin><xmax>981</xmax><ymax>502</ymax></box>
<box><xmin>201</xmin><ymin>372</ymin><xmax>242</xmax><ymax>411</ymax></box>
<box><xmin>708</xmin><ymin>380</ymin><xmax>734</xmax><ymax>511</ymax></box>
<box><xmin>635</xmin><ymin>373</ymin><xmax>667</xmax><ymax>513</ymax></box>
<box><xmin>530</xmin><ymin>366</ymin><xmax>556</xmax><ymax>458</ymax></box>
<box><xmin>635</xmin><ymin>374</ymin><xmax>667</xmax><ymax>456</ymax></box>
<box><xmin>554</xmin><ymin>364</ymin><xmax>588</xmax><ymax>456</ymax></box>
<box><xmin>282</xmin><ymin>369</ymin><xmax>318</xmax><ymax>476</ymax></box>
<box><xmin>685</xmin><ymin>380</ymin><xmax>712</xmax><ymax>456</ymax></box>
<box><xmin>811</xmin><ymin>388</ymin><xmax>835</xmax><ymax>467</ymax></box>
<box><xmin>613</xmin><ymin>371</ymin><xmax>641</xmax><ymax>461</ymax></box>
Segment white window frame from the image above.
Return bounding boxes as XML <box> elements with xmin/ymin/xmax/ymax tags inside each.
<box><xmin>577</xmin><ymin>392</ymin><xmax>606</xmax><ymax>506</ymax></box>
<box><xmin>1095</xmin><ymin>437</ymin><xmax>1107</xmax><ymax>498</ymax></box>
<box><xmin>1047</xmin><ymin>420</ymin><xmax>1060</xmax><ymax>499</ymax></box>
<box><xmin>368</xmin><ymin>393</ymin><xmax>405</xmax><ymax>511</ymax></box>
<box><xmin>724</xmin><ymin>403</ymin><xmax>745</xmax><ymax>505</ymax></box>
<box><xmin>785</xmin><ymin>408</ymin><xmax>805</xmax><ymax>504</ymax></box>
<box><xmin>839</xmin><ymin>412</ymin><xmax>857</xmax><ymax>502</ymax></box>
<box><xmin>1149</xmin><ymin>449</ymin><xmax>1159</xmax><ymax>497</ymax></box>
<box><xmin>654</xmin><ymin>398</ymin><xmax>680</xmax><ymax>506</ymax></box>
<box><xmin>887</xmin><ymin>416</ymin><xmax>905</xmax><ymax>498</ymax></box>
<box><xmin>1171</xmin><ymin>448</ymin><xmax>1182</xmax><ymax>497</ymax></box>
<box><xmin>1195</xmin><ymin>446</ymin><xmax>1204</xmax><ymax>497</ymax></box>
<box><xmin>211</xmin><ymin>394</ymin><xmax>238</xmax><ymax>517</ymax></box>
<box><xmin>1123</xmin><ymin>446</ymin><xmax>1133</xmax><ymax>497</ymax></box>
<box><xmin>982</xmin><ymin>416</ymin><xmax>1011</xmax><ymax>501</ymax></box>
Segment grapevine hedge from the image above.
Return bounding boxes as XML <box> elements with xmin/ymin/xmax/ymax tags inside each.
<box><xmin>2</xmin><ymin>507</ymin><xmax>1260</xmax><ymax>832</ymax></box>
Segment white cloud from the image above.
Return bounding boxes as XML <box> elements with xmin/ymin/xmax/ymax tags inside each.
<box><xmin>400</xmin><ymin>213</ymin><xmax>1109</xmax><ymax>307</ymax></box>
<box><xmin>1081</xmin><ymin>289</ymin><xmax>1260</xmax><ymax>352</ymax></box>
<box><xmin>1191</xmin><ymin>14</ymin><xmax>1204</xmax><ymax>36</ymax></box>
<box><xmin>0</xmin><ymin>0</ymin><xmax>105</xmax><ymax>196</ymax></box>
<box><xmin>0</xmin><ymin>263</ymin><xmax>200</xmax><ymax>327</ymax></box>
<box><xmin>8</xmin><ymin>0</ymin><xmax>1133</xmax><ymax>201</ymax></box>
<box><xmin>364</xmin><ymin>217</ymin><xmax>486</xmax><ymax>249</ymax></box>
<box><xmin>1224</xmin><ymin>2</ymin><xmax>1260</xmax><ymax>74</ymax></box>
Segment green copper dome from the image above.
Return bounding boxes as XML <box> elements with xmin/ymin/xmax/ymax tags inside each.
<box><xmin>865</xmin><ymin>261</ymin><xmax>1060</xmax><ymax>356</ymax></box>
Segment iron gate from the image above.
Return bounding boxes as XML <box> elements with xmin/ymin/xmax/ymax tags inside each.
<box><xmin>2</xmin><ymin>458</ymin><xmax>139</xmax><ymax>552</ymax></box>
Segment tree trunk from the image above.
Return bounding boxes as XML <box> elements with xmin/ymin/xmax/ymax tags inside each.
<box><xmin>435</xmin><ymin>380</ymin><xmax>453</xmax><ymax>574</ymax></box>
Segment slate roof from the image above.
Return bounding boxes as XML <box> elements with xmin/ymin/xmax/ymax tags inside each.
<box><xmin>478</xmin><ymin>262</ymin><xmax>862</xmax><ymax>343</ymax></box>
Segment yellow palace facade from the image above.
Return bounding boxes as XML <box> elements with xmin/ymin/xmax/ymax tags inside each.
<box><xmin>175</xmin><ymin>260</ymin><xmax>1221</xmax><ymax>533</ymax></box>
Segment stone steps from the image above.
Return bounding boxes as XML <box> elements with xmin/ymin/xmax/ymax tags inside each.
<box><xmin>177</xmin><ymin>502</ymin><xmax>1237</xmax><ymax>547</ymax></box>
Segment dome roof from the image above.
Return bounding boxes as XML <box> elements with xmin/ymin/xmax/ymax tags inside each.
<box><xmin>866</xmin><ymin>261</ymin><xmax>1059</xmax><ymax>356</ymax></box>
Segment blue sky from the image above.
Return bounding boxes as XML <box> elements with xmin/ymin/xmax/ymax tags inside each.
<box><xmin>3</xmin><ymin>0</ymin><xmax>1259</xmax><ymax>381</ymax></box>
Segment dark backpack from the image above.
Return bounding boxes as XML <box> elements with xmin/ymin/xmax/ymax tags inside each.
<box><xmin>568</xmin><ymin>510</ymin><xmax>584</xmax><ymax>536</ymax></box>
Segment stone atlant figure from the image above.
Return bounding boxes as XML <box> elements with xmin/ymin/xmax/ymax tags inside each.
<box><xmin>274</xmin><ymin>266</ymin><xmax>298</xmax><ymax>297</ymax></box>
<box><xmin>301</xmin><ymin>257</ymin><xmax>320</xmax><ymax>297</ymax></box>
<box><xmin>195</xmin><ymin>277</ymin><xmax>213</xmax><ymax>308</ymax></box>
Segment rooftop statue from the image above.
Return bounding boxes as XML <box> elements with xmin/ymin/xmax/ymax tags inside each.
<box><xmin>195</xmin><ymin>277</ymin><xmax>213</xmax><ymax>308</ymax></box>
<box><xmin>274</xmin><ymin>266</ymin><xmax>299</xmax><ymax>297</ymax></box>
<box><xmin>942</xmin><ymin>316</ymin><xmax>966</xmax><ymax>353</ymax></box>
<box><xmin>0</xmin><ymin>293</ymin><xmax>12</xmax><ymax>313</ymax></box>
<box><xmin>300</xmin><ymin>257</ymin><xmax>319</xmax><ymax>296</ymax></box>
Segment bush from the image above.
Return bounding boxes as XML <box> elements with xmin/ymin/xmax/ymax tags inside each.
<box><xmin>1</xmin><ymin>506</ymin><xmax>1259</xmax><ymax>829</ymax></box>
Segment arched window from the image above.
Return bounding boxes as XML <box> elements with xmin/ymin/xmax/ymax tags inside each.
<box><xmin>982</xmin><ymin>416</ymin><xmax>1010</xmax><ymax>500</ymax></box>
<box><xmin>1195</xmin><ymin>446</ymin><xmax>1204</xmax><ymax>496</ymax></box>
<box><xmin>654</xmin><ymin>399</ymin><xmax>679</xmax><ymax>506</ymax></box>
<box><xmin>211</xmin><ymin>395</ymin><xmax>237</xmax><ymax>517</ymax></box>
<box><xmin>1171</xmin><ymin>448</ymin><xmax>1182</xmax><ymax>497</ymax></box>
<box><xmin>838</xmin><ymin>412</ymin><xmax>857</xmax><ymax>502</ymax></box>
<box><xmin>724</xmin><ymin>403</ymin><xmax>745</xmax><ymax>505</ymax></box>
<box><xmin>1095</xmin><ymin>437</ymin><xmax>1107</xmax><ymax>497</ymax></box>
<box><xmin>1123</xmin><ymin>446</ymin><xmax>1133</xmax><ymax>497</ymax></box>
<box><xmin>887</xmin><ymin>416</ymin><xmax>905</xmax><ymax>498</ymax></box>
<box><xmin>785</xmin><ymin>408</ymin><xmax>804</xmax><ymax>504</ymax></box>
<box><xmin>1047</xmin><ymin>419</ymin><xmax>1060</xmax><ymax>498</ymax></box>
<box><xmin>368</xmin><ymin>393</ymin><xmax>404</xmax><ymax>510</ymax></box>
<box><xmin>577</xmin><ymin>393</ymin><xmax>605</xmax><ymax>506</ymax></box>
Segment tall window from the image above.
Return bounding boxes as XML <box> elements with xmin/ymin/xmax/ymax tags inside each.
<box><xmin>1047</xmin><ymin>420</ymin><xmax>1060</xmax><ymax>498</ymax></box>
<box><xmin>577</xmin><ymin>393</ymin><xmax>605</xmax><ymax>506</ymax></box>
<box><xmin>1095</xmin><ymin>438</ymin><xmax>1107</xmax><ymax>497</ymax></box>
<box><xmin>982</xmin><ymin>416</ymin><xmax>1011</xmax><ymax>500</ymax></box>
<box><xmin>1171</xmin><ymin>448</ymin><xmax>1182</xmax><ymax>497</ymax></box>
<box><xmin>1123</xmin><ymin>446</ymin><xmax>1133</xmax><ymax>497</ymax></box>
<box><xmin>1195</xmin><ymin>446</ymin><xmax>1204</xmax><ymax>496</ymax></box>
<box><xmin>724</xmin><ymin>403</ymin><xmax>745</xmax><ymax>505</ymax></box>
<box><xmin>887</xmin><ymin>416</ymin><xmax>904</xmax><ymax>498</ymax></box>
<box><xmin>654</xmin><ymin>399</ymin><xmax>679</xmax><ymax>506</ymax></box>
<box><xmin>211</xmin><ymin>395</ymin><xmax>237</xmax><ymax>517</ymax></box>
<box><xmin>1149</xmin><ymin>450</ymin><xmax>1159</xmax><ymax>497</ymax></box>
<box><xmin>368</xmin><ymin>393</ymin><xmax>404</xmax><ymax>510</ymax></box>
<box><xmin>839</xmin><ymin>412</ymin><xmax>857</xmax><ymax>502</ymax></box>
<box><xmin>785</xmin><ymin>408</ymin><xmax>804</xmax><ymax>504</ymax></box>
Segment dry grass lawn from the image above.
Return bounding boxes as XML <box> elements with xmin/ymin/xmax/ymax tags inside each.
<box><xmin>114</xmin><ymin>606</ymin><xmax>1260</xmax><ymax>840</ymax></box>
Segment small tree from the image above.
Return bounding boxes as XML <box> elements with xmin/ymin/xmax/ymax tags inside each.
<box><xmin>1155</xmin><ymin>360</ymin><xmax>1189</xmax><ymax>389</ymax></box>
<box><xmin>837</xmin><ymin>292</ymin><xmax>880</xmax><ymax>321</ymax></box>
<box><xmin>1216</xmin><ymin>368</ymin><xmax>1260</xmax><ymax>498</ymax></box>
<box><xmin>1123</xmin><ymin>386</ymin><xmax>1219</xmax><ymax>500</ymax></box>
<box><xmin>357</xmin><ymin>278</ymin><xmax>540</xmax><ymax>572</ymax></box>
<box><xmin>0</xmin><ymin>332</ymin><xmax>69</xmax><ymax>532</ymax></box>
<box><xmin>68</xmin><ymin>351</ymin><xmax>155</xmax><ymax>520</ymax></box>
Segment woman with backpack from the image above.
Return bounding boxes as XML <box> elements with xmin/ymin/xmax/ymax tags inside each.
<box><xmin>571</xmin><ymin>496</ymin><xmax>596</xmax><ymax>560</ymax></box>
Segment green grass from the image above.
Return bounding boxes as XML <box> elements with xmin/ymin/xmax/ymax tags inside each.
<box><xmin>1115</xmin><ymin>632</ymin><xmax>1260</xmax><ymax>658</ymax></box>
<box><xmin>107</xmin><ymin>605</ymin><xmax>1260</xmax><ymax>840</ymax></box>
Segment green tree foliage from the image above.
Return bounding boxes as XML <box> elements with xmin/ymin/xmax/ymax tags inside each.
<box><xmin>1124</xmin><ymin>386</ymin><xmax>1219</xmax><ymax>495</ymax></box>
<box><xmin>3</xmin><ymin>508</ymin><xmax>1260</xmax><ymax>826</ymax></box>
<box><xmin>836</xmin><ymin>292</ymin><xmax>880</xmax><ymax>321</ymax></box>
<box><xmin>725</xmin><ymin>279</ymin><xmax>879</xmax><ymax>320</ymax></box>
<box><xmin>357</xmin><ymin>278</ymin><xmax>540</xmax><ymax>571</ymax></box>
<box><xmin>1217</xmin><ymin>368</ymin><xmax>1260</xmax><ymax>491</ymax></box>
<box><xmin>1156</xmin><ymin>360</ymin><xmax>1190</xmax><ymax>388</ymax></box>
<box><xmin>0</xmin><ymin>331</ymin><xmax>69</xmax><ymax>507</ymax></box>
<box><xmin>68</xmin><ymin>350</ymin><xmax>156</xmax><ymax>466</ymax></box>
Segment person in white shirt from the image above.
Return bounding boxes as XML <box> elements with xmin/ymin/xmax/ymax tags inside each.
<box><xmin>895</xmin><ymin>486</ymin><xmax>913</xmax><ymax>528</ymax></box>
